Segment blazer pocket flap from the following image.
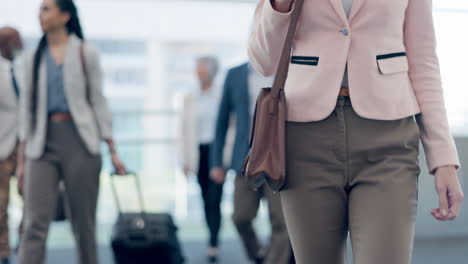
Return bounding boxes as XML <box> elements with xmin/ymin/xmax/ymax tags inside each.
<box><xmin>291</xmin><ymin>56</ymin><xmax>319</xmax><ymax>66</ymax></box>
<box><xmin>377</xmin><ymin>54</ymin><xmax>409</xmax><ymax>75</ymax></box>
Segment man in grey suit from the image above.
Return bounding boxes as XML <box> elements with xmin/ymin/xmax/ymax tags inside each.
<box><xmin>210</xmin><ymin>63</ymin><xmax>293</xmax><ymax>264</ymax></box>
<box><xmin>0</xmin><ymin>27</ymin><xmax>23</xmax><ymax>264</ymax></box>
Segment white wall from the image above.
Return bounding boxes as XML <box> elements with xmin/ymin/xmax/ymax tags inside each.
<box><xmin>0</xmin><ymin>0</ymin><xmax>255</xmax><ymax>41</ymax></box>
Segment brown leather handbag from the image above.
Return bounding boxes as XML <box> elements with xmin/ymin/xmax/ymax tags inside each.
<box><xmin>242</xmin><ymin>0</ymin><xmax>305</xmax><ymax>192</ymax></box>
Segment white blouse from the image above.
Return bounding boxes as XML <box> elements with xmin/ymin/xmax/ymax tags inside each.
<box><xmin>196</xmin><ymin>88</ymin><xmax>219</xmax><ymax>144</ymax></box>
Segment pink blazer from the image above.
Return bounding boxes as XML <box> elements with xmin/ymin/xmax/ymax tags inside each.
<box><xmin>248</xmin><ymin>0</ymin><xmax>459</xmax><ymax>174</ymax></box>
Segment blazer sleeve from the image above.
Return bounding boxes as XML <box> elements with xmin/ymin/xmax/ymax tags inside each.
<box><xmin>211</xmin><ymin>70</ymin><xmax>234</xmax><ymax>169</ymax></box>
<box><xmin>404</xmin><ymin>0</ymin><xmax>460</xmax><ymax>174</ymax></box>
<box><xmin>175</xmin><ymin>92</ymin><xmax>198</xmax><ymax>173</ymax></box>
<box><xmin>18</xmin><ymin>52</ymin><xmax>33</xmax><ymax>142</ymax></box>
<box><xmin>248</xmin><ymin>0</ymin><xmax>294</xmax><ymax>76</ymax></box>
<box><xmin>84</xmin><ymin>44</ymin><xmax>113</xmax><ymax>140</ymax></box>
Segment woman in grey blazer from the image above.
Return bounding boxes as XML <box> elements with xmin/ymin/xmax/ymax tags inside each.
<box><xmin>16</xmin><ymin>1</ymin><xmax>126</xmax><ymax>264</ymax></box>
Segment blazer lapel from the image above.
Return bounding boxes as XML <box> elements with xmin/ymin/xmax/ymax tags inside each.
<box><xmin>329</xmin><ymin>0</ymin><xmax>349</xmax><ymax>25</ymax></box>
<box><xmin>0</xmin><ymin>64</ymin><xmax>14</xmax><ymax>108</ymax></box>
<box><xmin>38</xmin><ymin>57</ymin><xmax>47</xmax><ymax>119</ymax></box>
<box><xmin>348</xmin><ymin>0</ymin><xmax>367</xmax><ymax>22</ymax></box>
<box><xmin>13</xmin><ymin>61</ymin><xmax>26</xmax><ymax>106</ymax></box>
<box><xmin>10</xmin><ymin>70</ymin><xmax>18</xmax><ymax>107</ymax></box>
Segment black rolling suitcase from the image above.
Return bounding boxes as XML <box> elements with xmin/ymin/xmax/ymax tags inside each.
<box><xmin>110</xmin><ymin>173</ymin><xmax>185</xmax><ymax>264</ymax></box>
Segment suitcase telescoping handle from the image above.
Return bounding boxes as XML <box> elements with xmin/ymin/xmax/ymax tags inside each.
<box><xmin>110</xmin><ymin>172</ymin><xmax>147</xmax><ymax>216</ymax></box>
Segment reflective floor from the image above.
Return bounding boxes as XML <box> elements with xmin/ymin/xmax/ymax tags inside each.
<box><xmin>6</xmin><ymin>171</ymin><xmax>468</xmax><ymax>263</ymax></box>
<box><xmin>8</xmin><ymin>236</ymin><xmax>468</xmax><ymax>264</ymax></box>
<box><xmin>7</xmin><ymin>202</ymin><xmax>468</xmax><ymax>264</ymax></box>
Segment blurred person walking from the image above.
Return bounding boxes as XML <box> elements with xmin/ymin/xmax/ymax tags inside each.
<box><xmin>0</xmin><ymin>26</ymin><xmax>24</xmax><ymax>264</ymax></box>
<box><xmin>175</xmin><ymin>56</ymin><xmax>224</xmax><ymax>263</ymax></box>
<box><xmin>16</xmin><ymin>1</ymin><xmax>127</xmax><ymax>264</ymax></box>
<box><xmin>210</xmin><ymin>63</ymin><xmax>293</xmax><ymax>264</ymax></box>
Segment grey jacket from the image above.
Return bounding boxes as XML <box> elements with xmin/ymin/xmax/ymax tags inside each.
<box><xmin>19</xmin><ymin>34</ymin><xmax>113</xmax><ymax>159</ymax></box>
<box><xmin>0</xmin><ymin>56</ymin><xmax>20</xmax><ymax>160</ymax></box>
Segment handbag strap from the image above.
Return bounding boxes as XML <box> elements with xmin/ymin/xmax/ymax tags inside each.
<box><xmin>79</xmin><ymin>43</ymin><xmax>91</xmax><ymax>105</ymax></box>
<box><xmin>271</xmin><ymin>0</ymin><xmax>305</xmax><ymax>98</ymax></box>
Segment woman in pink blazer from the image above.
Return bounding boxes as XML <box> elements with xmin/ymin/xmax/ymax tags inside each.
<box><xmin>248</xmin><ymin>0</ymin><xmax>464</xmax><ymax>263</ymax></box>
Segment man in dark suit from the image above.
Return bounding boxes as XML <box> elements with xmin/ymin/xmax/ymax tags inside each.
<box><xmin>210</xmin><ymin>62</ymin><xmax>292</xmax><ymax>264</ymax></box>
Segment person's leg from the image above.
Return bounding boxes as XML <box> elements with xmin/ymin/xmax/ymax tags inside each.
<box><xmin>280</xmin><ymin>101</ymin><xmax>349</xmax><ymax>264</ymax></box>
<box><xmin>17</xmin><ymin>158</ymin><xmax>60</xmax><ymax>264</ymax></box>
<box><xmin>232</xmin><ymin>175</ymin><xmax>262</xmax><ymax>261</ymax></box>
<box><xmin>62</xmin><ymin>158</ymin><xmax>101</xmax><ymax>264</ymax></box>
<box><xmin>201</xmin><ymin>145</ymin><xmax>224</xmax><ymax>248</ymax></box>
<box><xmin>263</xmin><ymin>186</ymin><xmax>291</xmax><ymax>264</ymax></box>
<box><xmin>197</xmin><ymin>144</ymin><xmax>215</xmax><ymax>247</ymax></box>
<box><xmin>0</xmin><ymin>149</ymin><xmax>16</xmax><ymax>260</ymax></box>
<box><xmin>197</xmin><ymin>145</ymin><xmax>210</xmax><ymax>201</ymax></box>
<box><xmin>206</xmin><ymin>180</ymin><xmax>224</xmax><ymax>248</ymax></box>
<box><xmin>346</xmin><ymin>106</ymin><xmax>420</xmax><ymax>264</ymax></box>
<box><xmin>58</xmin><ymin>121</ymin><xmax>101</xmax><ymax>264</ymax></box>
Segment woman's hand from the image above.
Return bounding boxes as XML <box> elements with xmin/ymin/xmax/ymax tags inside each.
<box><xmin>210</xmin><ymin>167</ymin><xmax>226</xmax><ymax>184</ymax></box>
<box><xmin>432</xmin><ymin>165</ymin><xmax>464</xmax><ymax>221</ymax></box>
<box><xmin>111</xmin><ymin>152</ymin><xmax>127</xmax><ymax>175</ymax></box>
<box><xmin>272</xmin><ymin>0</ymin><xmax>294</xmax><ymax>13</ymax></box>
<box><xmin>106</xmin><ymin>139</ymin><xmax>127</xmax><ymax>175</ymax></box>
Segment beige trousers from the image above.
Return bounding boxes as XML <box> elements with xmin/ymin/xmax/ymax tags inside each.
<box><xmin>280</xmin><ymin>96</ymin><xmax>420</xmax><ymax>264</ymax></box>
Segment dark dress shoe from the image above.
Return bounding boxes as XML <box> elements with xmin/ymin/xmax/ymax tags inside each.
<box><xmin>1</xmin><ymin>257</ymin><xmax>10</xmax><ymax>264</ymax></box>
